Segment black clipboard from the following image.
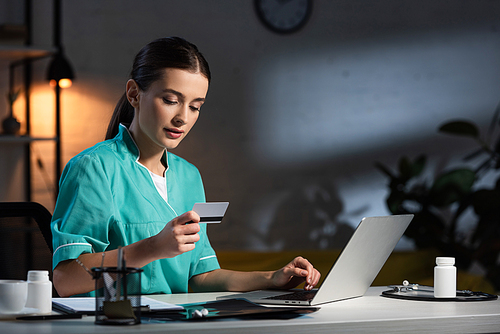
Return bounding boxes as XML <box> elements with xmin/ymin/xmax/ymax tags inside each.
<box><xmin>382</xmin><ymin>285</ymin><xmax>498</xmax><ymax>302</ymax></box>
<box><xmin>142</xmin><ymin>298</ymin><xmax>319</xmax><ymax>321</ymax></box>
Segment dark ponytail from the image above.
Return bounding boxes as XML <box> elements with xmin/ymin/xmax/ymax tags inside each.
<box><xmin>105</xmin><ymin>37</ymin><xmax>211</xmax><ymax>140</ymax></box>
<box><xmin>105</xmin><ymin>94</ymin><xmax>134</xmax><ymax>139</ymax></box>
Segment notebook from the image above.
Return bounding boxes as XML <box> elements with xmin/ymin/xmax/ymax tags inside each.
<box><xmin>217</xmin><ymin>214</ymin><xmax>413</xmax><ymax>306</ymax></box>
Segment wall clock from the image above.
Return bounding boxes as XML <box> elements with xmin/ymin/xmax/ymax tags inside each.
<box><xmin>254</xmin><ymin>0</ymin><xmax>312</xmax><ymax>34</ymax></box>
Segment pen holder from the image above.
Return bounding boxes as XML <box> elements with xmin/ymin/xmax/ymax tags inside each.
<box><xmin>92</xmin><ymin>267</ymin><xmax>143</xmax><ymax>325</ymax></box>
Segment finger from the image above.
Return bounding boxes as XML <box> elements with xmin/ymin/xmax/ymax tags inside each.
<box><xmin>293</xmin><ymin>257</ymin><xmax>314</xmax><ymax>280</ymax></box>
<box><xmin>173</xmin><ymin>211</ymin><xmax>200</xmax><ymax>225</ymax></box>
<box><xmin>180</xmin><ymin>222</ymin><xmax>201</xmax><ymax>234</ymax></box>
<box><xmin>284</xmin><ymin>266</ymin><xmax>308</xmax><ymax>279</ymax></box>
<box><xmin>173</xmin><ymin>223</ymin><xmax>201</xmax><ymax>241</ymax></box>
<box><xmin>310</xmin><ymin>268</ymin><xmax>321</xmax><ymax>286</ymax></box>
<box><xmin>177</xmin><ymin>232</ymin><xmax>201</xmax><ymax>245</ymax></box>
<box><xmin>171</xmin><ymin>232</ymin><xmax>200</xmax><ymax>256</ymax></box>
<box><xmin>292</xmin><ymin>257</ymin><xmax>320</xmax><ymax>290</ymax></box>
<box><xmin>178</xmin><ymin>242</ymin><xmax>196</xmax><ymax>253</ymax></box>
<box><xmin>293</xmin><ymin>256</ymin><xmax>313</xmax><ymax>270</ymax></box>
<box><xmin>305</xmin><ymin>269</ymin><xmax>321</xmax><ymax>290</ymax></box>
<box><xmin>306</xmin><ymin>265</ymin><xmax>316</xmax><ymax>287</ymax></box>
<box><xmin>312</xmin><ymin>269</ymin><xmax>321</xmax><ymax>287</ymax></box>
<box><xmin>303</xmin><ymin>261</ymin><xmax>319</xmax><ymax>286</ymax></box>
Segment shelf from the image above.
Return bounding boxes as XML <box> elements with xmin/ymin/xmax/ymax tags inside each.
<box><xmin>0</xmin><ymin>24</ymin><xmax>28</xmax><ymax>41</ymax></box>
<box><xmin>0</xmin><ymin>135</ymin><xmax>57</xmax><ymax>143</ymax></box>
<box><xmin>0</xmin><ymin>5</ymin><xmax>60</xmax><ymax>202</ymax></box>
<box><xmin>0</xmin><ymin>45</ymin><xmax>54</xmax><ymax>62</ymax></box>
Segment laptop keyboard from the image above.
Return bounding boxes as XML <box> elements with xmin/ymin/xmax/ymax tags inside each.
<box><xmin>265</xmin><ymin>290</ymin><xmax>317</xmax><ymax>301</ymax></box>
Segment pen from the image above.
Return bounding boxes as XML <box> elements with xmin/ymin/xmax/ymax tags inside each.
<box><xmin>17</xmin><ymin>313</ymin><xmax>83</xmax><ymax>321</ymax></box>
<box><xmin>52</xmin><ymin>301</ymin><xmax>77</xmax><ymax>315</ymax></box>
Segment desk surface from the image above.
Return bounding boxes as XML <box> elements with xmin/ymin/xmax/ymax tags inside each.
<box><xmin>2</xmin><ymin>287</ymin><xmax>499</xmax><ymax>334</ymax></box>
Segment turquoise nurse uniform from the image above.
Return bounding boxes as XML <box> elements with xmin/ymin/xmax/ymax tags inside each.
<box><xmin>51</xmin><ymin>124</ymin><xmax>220</xmax><ymax>294</ymax></box>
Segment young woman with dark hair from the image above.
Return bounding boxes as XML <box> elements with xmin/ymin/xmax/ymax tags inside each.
<box><xmin>51</xmin><ymin>37</ymin><xmax>320</xmax><ymax>297</ymax></box>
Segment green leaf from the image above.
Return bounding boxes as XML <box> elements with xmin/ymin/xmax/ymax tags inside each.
<box><xmin>411</xmin><ymin>155</ymin><xmax>426</xmax><ymax>177</ymax></box>
<box><xmin>398</xmin><ymin>156</ymin><xmax>412</xmax><ymax>181</ymax></box>
<box><xmin>429</xmin><ymin>169</ymin><xmax>475</xmax><ymax>207</ymax></box>
<box><xmin>374</xmin><ymin>162</ymin><xmax>396</xmax><ymax>179</ymax></box>
<box><xmin>438</xmin><ymin>121</ymin><xmax>479</xmax><ymax>139</ymax></box>
<box><xmin>386</xmin><ymin>192</ymin><xmax>406</xmax><ymax>214</ymax></box>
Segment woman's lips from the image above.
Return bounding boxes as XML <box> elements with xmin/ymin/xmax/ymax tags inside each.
<box><xmin>164</xmin><ymin>128</ymin><xmax>184</xmax><ymax>139</ymax></box>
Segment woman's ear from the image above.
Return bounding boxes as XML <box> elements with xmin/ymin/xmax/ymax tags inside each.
<box><xmin>126</xmin><ymin>79</ymin><xmax>140</xmax><ymax>108</ymax></box>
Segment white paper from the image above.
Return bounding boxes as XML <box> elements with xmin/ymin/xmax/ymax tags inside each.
<box><xmin>141</xmin><ymin>297</ymin><xmax>183</xmax><ymax>311</ymax></box>
<box><xmin>52</xmin><ymin>296</ymin><xmax>183</xmax><ymax>312</ymax></box>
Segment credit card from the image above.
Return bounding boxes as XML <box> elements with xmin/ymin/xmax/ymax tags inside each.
<box><xmin>192</xmin><ymin>202</ymin><xmax>229</xmax><ymax>223</ymax></box>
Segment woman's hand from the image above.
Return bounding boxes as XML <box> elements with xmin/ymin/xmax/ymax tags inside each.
<box><xmin>271</xmin><ymin>256</ymin><xmax>321</xmax><ymax>290</ymax></box>
<box><xmin>54</xmin><ymin>210</ymin><xmax>201</xmax><ymax>297</ymax></box>
<box><xmin>150</xmin><ymin>210</ymin><xmax>201</xmax><ymax>259</ymax></box>
<box><xmin>190</xmin><ymin>257</ymin><xmax>321</xmax><ymax>293</ymax></box>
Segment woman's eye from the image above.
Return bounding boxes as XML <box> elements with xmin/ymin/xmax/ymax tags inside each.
<box><xmin>163</xmin><ymin>98</ymin><xmax>177</xmax><ymax>105</ymax></box>
<box><xmin>190</xmin><ymin>106</ymin><xmax>201</xmax><ymax>112</ymax></box>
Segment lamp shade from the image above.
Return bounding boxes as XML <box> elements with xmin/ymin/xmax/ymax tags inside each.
<box><xmin>47</xmin><ymin>52</ymin><xmax>75</xmax><ymax>88</ymax></box>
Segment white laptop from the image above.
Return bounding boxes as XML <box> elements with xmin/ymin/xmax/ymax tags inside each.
<box><xmin>217</xmin><ymin>214</ymin><xmax>413</xmax><ymax>306</ymax></box>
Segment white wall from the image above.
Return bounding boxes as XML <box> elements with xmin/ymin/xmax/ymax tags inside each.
<box><xmin>1</xmin><ymin>0</ymin><xmax>500</xmax><ymax>251</ymax></box>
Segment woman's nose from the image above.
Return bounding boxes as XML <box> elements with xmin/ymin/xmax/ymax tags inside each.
<box><xmin>173</xmin><ymin>107</ymin><xmax>188</xmax><ymax>126</ymax></box>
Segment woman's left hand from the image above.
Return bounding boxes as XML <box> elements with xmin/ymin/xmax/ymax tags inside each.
<box><xmin>271</xmin><ymin>256</ymin><xmax>321</xmax><ymax>291</ymax></box>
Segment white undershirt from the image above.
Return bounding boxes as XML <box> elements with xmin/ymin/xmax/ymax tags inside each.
<box><xmin>124</xmin><ymin>126</ymin><xmax>171</xmax><ymax>208</ymax></box>
<box><xmin>149</xmin><ymin>170</ymin><xmax>168</xmax><ymax>203</ymax></box>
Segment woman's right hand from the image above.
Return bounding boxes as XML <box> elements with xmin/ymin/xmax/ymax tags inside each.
<box><xmin>53</xmin><ymin>211</ymin><xmax>201</xmax><ymax>297</ymax></box>
<box><xmin>151</xmin><ymin>210</ymin><xmax>201</xmax><ymax>259</ymax></box>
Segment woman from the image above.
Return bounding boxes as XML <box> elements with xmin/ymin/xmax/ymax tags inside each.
<box><xmin>51</xmin><ymin>37</ymin><xmax>320</xmax><ymax>297</ymax></box>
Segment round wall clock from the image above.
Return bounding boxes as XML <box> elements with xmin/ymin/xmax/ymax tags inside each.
<box><xmin>254</xmin><ymin>0</ymin><xmax>312</xmax><ymax>34</ymax></box>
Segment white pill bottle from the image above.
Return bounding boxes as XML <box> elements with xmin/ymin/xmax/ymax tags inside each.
<box><xmin>434</xmin><ymin>257</ymin><xmax>456</xmax><ymax>298</ymax></box>
<box><xmin>25</xmin><ymin>270</ymin><xmax>52</xmax><ymax>313</ymax></box>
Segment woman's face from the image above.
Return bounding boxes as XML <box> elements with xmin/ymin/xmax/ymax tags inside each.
<box><xmin>129</xmin><ymin>68</ymin><xmax>209</xmax><ymax>151</ymax></box>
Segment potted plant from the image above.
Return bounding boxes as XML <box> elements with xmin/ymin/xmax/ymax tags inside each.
<box><xmin>376</xmin><ymin>103</ymin><xmax>500</xmax><ymax>291</ymax></box>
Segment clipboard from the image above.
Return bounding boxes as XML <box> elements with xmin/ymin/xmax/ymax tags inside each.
<box><xmin>142</xmin><ymin>298</ymin><xmax>319</xmax><ymax>321</ymax></box>
<box><xmin>382</xmin><ymin>284</ymin><xmax>498</xmax><ymax>302</ymax></box>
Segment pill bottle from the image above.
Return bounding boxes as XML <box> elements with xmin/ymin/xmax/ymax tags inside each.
<box><xmin>25</xmin><ymin>270</ymin><xmax>52</xmax><ymax>313</ymax></box>
<box><xmin>434</xmin><ymin>257</ymin><xmax>456</xmax><ymax>298</ymax></box>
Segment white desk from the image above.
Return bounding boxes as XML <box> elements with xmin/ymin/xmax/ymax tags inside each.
<box><xmin>2</xmin><ymin>287</ymin><xmax>499</xmax><ymax>334</ymax></box>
